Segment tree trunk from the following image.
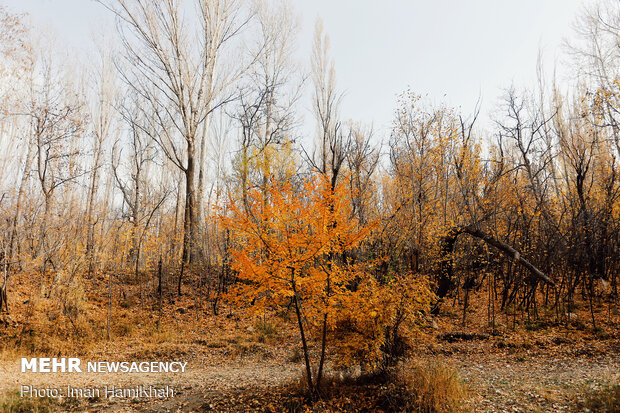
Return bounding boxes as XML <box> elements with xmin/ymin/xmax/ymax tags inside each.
<box><xmin>37</xmin><ymin>193</ymin><xmax>53</xmax><ymax>260</ymax></box>
<box><xmin>180</xmin><ymin>140</ymin><xmax>197</xmax><ymax>294</ymax></box>
<box><xmin>86</xmin><ymin>144</ymin><xmax>103</xmax><ymax>277</ymax></box>
<box><xmin>291</xmin><ymin>268</ymin><xmax>314</xmax><ymax>396</ymax></box>
<box><xmin>197</xmin><ymin>112</ymin><xmax>211</xmax><ymax>228</ymax></box>
<box><xmin>8</xmin><ymin>144</ymin><xmax>33</xmax><ymax>271</ymax></box>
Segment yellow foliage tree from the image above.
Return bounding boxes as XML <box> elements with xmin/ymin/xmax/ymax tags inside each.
<box><xmin>221</xmin><ymin>174</ymin><xmax>365</xmax><ymax>394</ymax></box>
<box><xmin>221</xmin><ymin>172</ymin><xmax>434</xmax><ymax>394</ymax></box>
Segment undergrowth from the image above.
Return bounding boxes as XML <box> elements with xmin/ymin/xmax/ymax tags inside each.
<box><xmin>573</xmin><ymin>384</ymin><xmax>619</xmax><ymax>413</ymax></box>
<box><xmin>0</xmin><ymin>391</ymin><xmax>57</xmax><ymax>413</ymax></box>
<box><xmin>273</xmin><ymin>361</ymin><xmax>470</xmax><ymax>412</ymax></box>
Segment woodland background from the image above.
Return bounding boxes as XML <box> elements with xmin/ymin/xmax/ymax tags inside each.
<box><xmin>0</xmin><ymin>0</ymin><xmax>618</xmax><ymax>411</ymax></box>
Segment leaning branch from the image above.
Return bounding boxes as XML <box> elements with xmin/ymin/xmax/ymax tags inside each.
<box><xmin>433</xmin><ymin>224</ymin><xmax>554</xmax><ymax>313</ymax></box>
<box><xmin>460</xmin><ymin>226</ymin><xmax>554</xmax><ymax>286</ymax></box>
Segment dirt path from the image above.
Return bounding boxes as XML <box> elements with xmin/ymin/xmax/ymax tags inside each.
<box><xmin>1</xmin><ymin>346</ymin><xmax>618</xmax><ymax>411</ymax></box>
<box><xmin>0</xmin><ymin>359</ymin><xmax>301</xmax><ymax>393</ymax></box>
<box><xmin>123</xmin><ymin>351</ymin><xmax>620</xmax><ymax>412</ymax></box>
<box><xmin>451</xmin><ymin>353</ymin><xmax>619</xmax><ymax>412</ymax></box>
<box><xmin>0</xmin><ymin>354</ymin><xmax>303</xmax><ymax>412</ymax></box>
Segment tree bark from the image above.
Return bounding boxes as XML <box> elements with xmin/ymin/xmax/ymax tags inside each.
<box><xmin>179</xmin><ymin>140</ymin><xmax>197</xmax><ymax>294</ymax></box>
<box><xmin>86</xmin><ymin>142</ymin><xmax>103</xmax><ymax>276</ymax></box>
<box><xmin>8</xmin><ymin>143</ymin><xmax>33</xmax><ymax>271</ymax></box>
<box><xmin>291</xmin><ymin>268</ymin><xmax>314</xmax><ymax>395</ymax></box>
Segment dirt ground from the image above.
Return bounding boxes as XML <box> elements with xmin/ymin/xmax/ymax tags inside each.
<box><xmin>1</xmin><ymin>279</ymin><xmax>617</xmax><ymax>412</ymax></box>
<box><xmin>1</xmin><ymin>331</ymin><xmax>617</xmax><ymax>412</ymax></box>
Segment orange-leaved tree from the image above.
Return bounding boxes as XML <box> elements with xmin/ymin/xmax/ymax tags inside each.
<box><xmin>221</xmin><ymin>173</ymin><xmax>374</xmax><ymax>395</ymax></box>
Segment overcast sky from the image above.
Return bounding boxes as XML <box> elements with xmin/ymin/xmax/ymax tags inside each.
<box><xmin>4</xmin><ymin>0</ymin><xmax>589</xmax><ymax>135</ymax></box>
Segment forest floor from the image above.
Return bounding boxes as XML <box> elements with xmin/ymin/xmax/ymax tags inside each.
<box><xmin>0</xmin><ymin>332</ymin><xmax>617</xmax><ymax>412</ymax></box>
<box><xmin>0</xmin><ymin>274</ymin><xmax>618</xmax><ymax>412</ymax></box>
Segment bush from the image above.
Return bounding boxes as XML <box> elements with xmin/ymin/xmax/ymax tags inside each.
<box><xmin>331</xmin><ymin>276</ymin><xmax>433</xmax><ymax>373</ymax></box>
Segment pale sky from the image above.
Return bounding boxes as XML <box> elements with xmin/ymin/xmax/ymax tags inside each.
<box><xmin>4</xmin><ymin>0</ymin><xmax>589</xmax><ymax>134</ymax></box>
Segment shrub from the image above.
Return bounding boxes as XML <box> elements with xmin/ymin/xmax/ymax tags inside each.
<box><xmin>50</xmin><ymin>271</ymin><xmax>89</xmax><ymax>334</ymax></box>
<box><xmin>331</xmin><ymin>275</ymin><xmax>433</xmax><ymax>373</ymax></box>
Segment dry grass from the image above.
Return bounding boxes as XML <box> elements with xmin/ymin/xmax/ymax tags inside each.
<box><xmin>253</xmin><ymin>318</ymin><xmax>279</xmax><ymax>344</ymax></box>
<box><xmin>0</xmin><ymin>390</ymin><xmax>57</xmax><ymax>413</ymax></box>
<box><xmin>270</xmin><ymin>361</ymin><xmax>470</xmax><ymax>412</ymax></box>
<box><xmin>572</xmin><ymin>384</ymin><xmax>620</xmax><ymax>413</ymax></box>
<box><xmin>378</xmin><ymin>361</ymin><xmax>470</xmax><ymax>413</ymax></box>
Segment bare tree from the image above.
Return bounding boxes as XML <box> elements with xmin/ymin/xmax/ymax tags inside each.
<box><xmin>112</xmin><ymin>95</ymin><xmax>155</xmax><ymax>263</ymax></box>
<box><xmin>346</xmin><ymin>122</ymin><xmax>379</xmax><ymax>226</ymax></box>
<box><xmin>231</xmin><ymin>0</ymin><xmax>302</xmax><ymax>211</ymax></box>
<box><xmin>306</xmin><ymin>18</ymin><xmax>350</xmax><ymax>391</ymax></box>
<box><xmin>85</xmin><ymin>42</ymin><xmax>118</xmax><ymax>276</ymax></box>
<box><xmin>568</xmin><ymin>0</ymin><xmax>620</xmax><ymax>155</ymax></box>
<box><xmin>101</xmin><ymin>0</ymin><xmax>250</xmax><ymax>294</ymax></box>
<box><xmin>1</xmin><ymin>7</ymin><xmax>32</xmax><ymax>277</ymax></box>
<box><xmin>26</xmin><ymin>49</ymin><xmax>85</xmax><ymax>284</ymax></box>
<box><xmin>308</xmin><ymin>18</ymin><xmax>348</xmax><ymax>188</ymax></box>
